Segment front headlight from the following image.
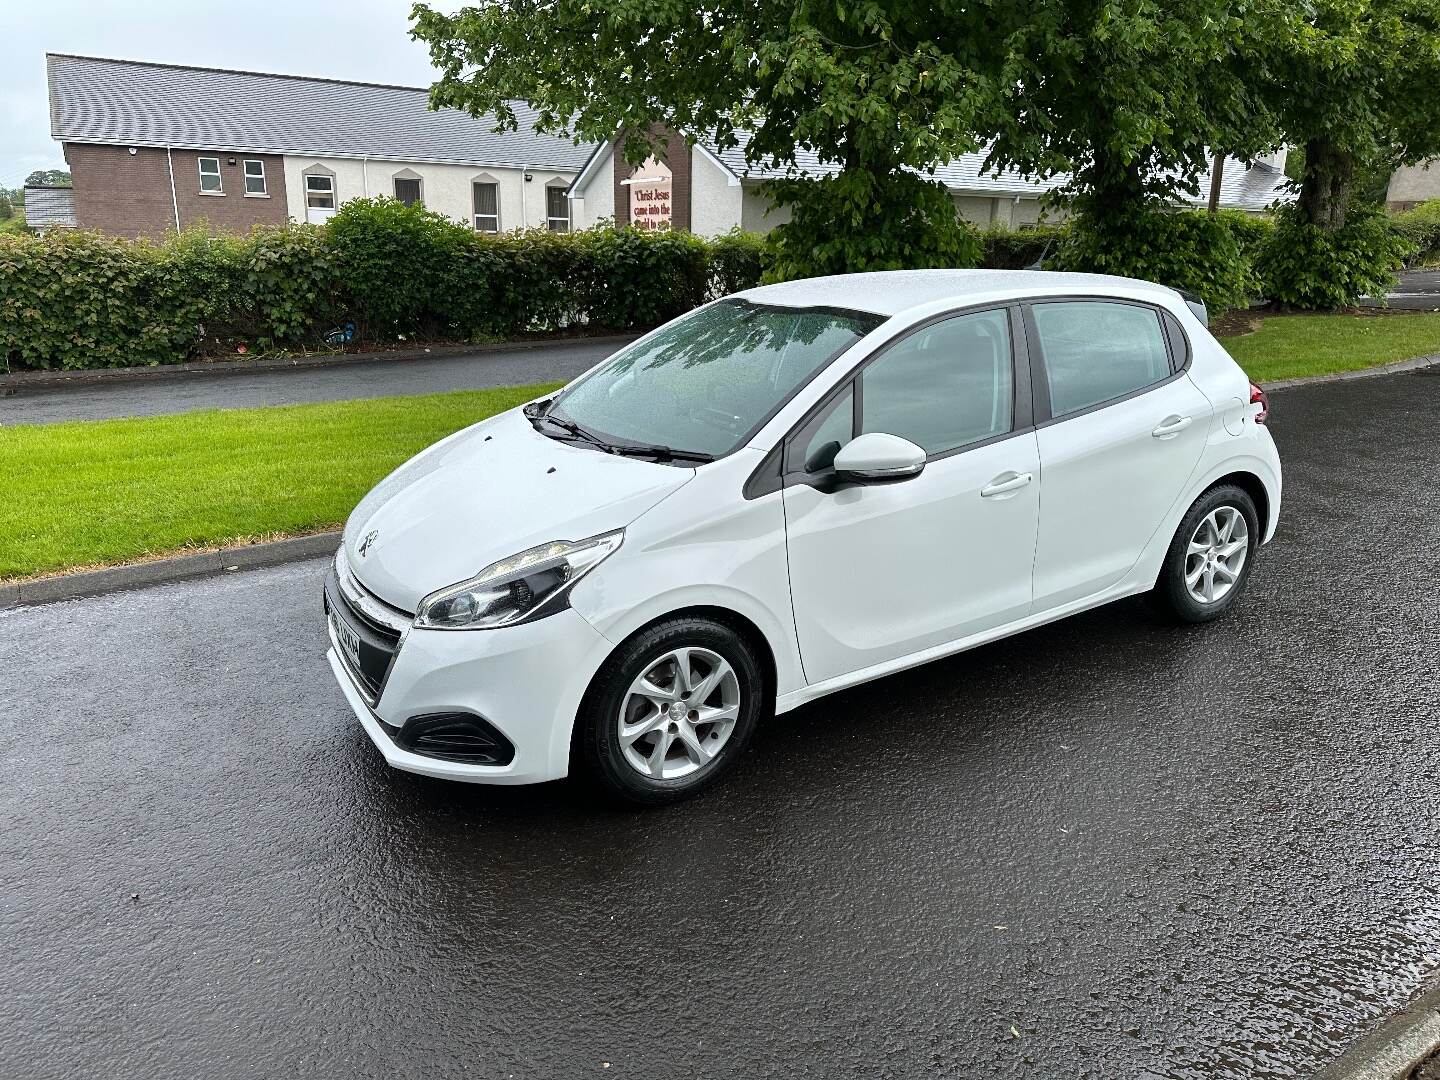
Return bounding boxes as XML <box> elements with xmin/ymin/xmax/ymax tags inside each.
<box><xmin>413</xmin><ymin>530</ymin><xmax>623</xmax><ymax>630</ymax></box>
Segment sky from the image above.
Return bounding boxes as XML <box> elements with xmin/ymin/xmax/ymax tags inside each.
<box><xmin>0</xmin><ymin>0</ymin><xmax>445</xmax><ymax>190</ymax></box>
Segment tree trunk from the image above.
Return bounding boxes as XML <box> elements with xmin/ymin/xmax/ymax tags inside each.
<box><xmin>1207</xmin><ymin>154</ymin><xmax>1225</xmax><ymax>214</ymax></box>
<box><xmin>1296</xmin><ymin>137</ymin><xmax>1356</xmax><ymax>232</ymax></box>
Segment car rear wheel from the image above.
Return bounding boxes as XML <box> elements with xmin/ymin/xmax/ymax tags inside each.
<box><xmin>576</xmin><ymin>617</ymin><xmax>764</xmax><ymax>805</ymax></box>
<box><xmin>1151</xmin><ymin>484</ymin><xmax>1260</xmax><ymax>623</ymax></box>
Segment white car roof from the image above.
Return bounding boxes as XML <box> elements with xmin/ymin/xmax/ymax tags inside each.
<box><xmin>736</xmin><ymin>269</ymin><xmax>1180</xmax><ymax>318</ymax></box>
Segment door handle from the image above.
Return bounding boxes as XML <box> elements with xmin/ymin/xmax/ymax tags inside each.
<box><xmin>1152</xmin><ymin>415</ymin><xmax>1193</xmax><ymax>439</ymax></box>
<box><xmin>980</xmin><ymin>471</ymin><xmax>1033</xmax><ymax>499</ymax></box>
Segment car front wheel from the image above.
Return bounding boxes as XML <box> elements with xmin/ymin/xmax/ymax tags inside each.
<box><xmin>1151</xmin><ymin>484</ymin><xmax>1261</xmax><ymax>623</ymax></box>
<box><xmin>576</xmin><ymin>617</ymin><xmax>765</xmax><ymax>805</ymax></box>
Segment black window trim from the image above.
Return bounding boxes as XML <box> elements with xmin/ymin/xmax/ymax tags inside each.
<box><xmin>747</xmin><ymin>300</ymin><xmax>1036</xmax><ymax>498</ymax></box>
<box><xmin>1021</xmin><ymin>295</ymin><xmax>1189</xmax><ymax>429</ymax></box>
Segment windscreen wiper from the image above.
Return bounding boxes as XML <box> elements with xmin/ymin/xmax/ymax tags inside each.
<box><xmin>608</xmin><ymin>443</ymin><xmax>716</xmax><ymax>463</ymax></box>
<box><xmin>529</xmin><ymin>411</ymin><xmax>615</xmax><ymax>454</ymax></box>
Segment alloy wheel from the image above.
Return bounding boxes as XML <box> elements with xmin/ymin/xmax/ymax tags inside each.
<box><xmin>1185</xmin><ymin>505</ymin><xmax>1249</xmax><ymax>604</ymax></box>
<box><xmin>618</xmin><ymin>647</ymin><xmax>741</xmax><ymax>780</ymax></box>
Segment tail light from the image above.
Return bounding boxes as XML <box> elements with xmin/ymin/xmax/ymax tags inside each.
<box><xmin>1249</xmin><ymin>382</ymin><xmax>1269</xmax><ymax>425</ymax></box>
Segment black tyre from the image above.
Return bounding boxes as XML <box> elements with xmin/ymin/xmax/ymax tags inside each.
<box><xmin>1151</xmin><ymin>484</ymin><xmax>1260</xmax><ymax>623</ymax></box>
<box><xmin>577</xmin><ymin>617</ymin><xmax>765</xmax><ymax>806</ymax></box>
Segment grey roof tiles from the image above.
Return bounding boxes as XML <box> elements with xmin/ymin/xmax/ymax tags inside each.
<box><xmin>47</xmin><ymin>53</ymin><xmax>597</xmax><ymax>170</ymax></box>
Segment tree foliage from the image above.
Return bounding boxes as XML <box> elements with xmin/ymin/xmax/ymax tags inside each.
<box><xmin>411</xmin><ymin>0</ymin><xmax>1010</xmax><ymax>275</ymax></box>
<box><xmin>410</xmin><ymin>1</ymin><xmax>1303</xmax><ymax>275</ymax></box>
<box><xmin>1259</xmin><ymin>0</ymin><xmax>1440</xmax><ymax>231</ymax></box>
<box><xmin>985</xmin><ymin>0</ymin><xmax>1286</xmax><ymax>236</ymax></box>
<box><xmin>24</xmin><ymin>169</ymin><xmax>71</xmax><ymax>188</ymax></box>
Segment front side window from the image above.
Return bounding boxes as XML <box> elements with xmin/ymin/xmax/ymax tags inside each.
<box><xmin>473</xmin><ymin>182</ymin><xmax>499</xmax><ymax>232</ymax></box>
<box><xmin>1031</xmin><ymin>301</ymin><xmax>1171</xmax><ymax>418</ymax></box>
<box><xmin>394</xmin><ymin>177</ymin><xmax>422</xmax><ymax>206</ymax></box>
<box><xmin>198</xmin><ymin>157</ymin><xmax>222</xmax><ymax>193</ymax></box>
<box><xmin>859</xmin><ymin>308</ymin><xmax>1014</xmax><ymax>455</ymax></box>
<box><xmin>305</xmin><ymin>174</ymin><xmax>335</xmax><ymax>209</ymax></box>
<box><xmin>547</xmin><ymin>300</ymin><xmax>881</xmax><ymax>458</ymax></box>
<box><xmin>546</xmin><ymin>186</ymin><xmax>570</xmax><ymax>232</ymax></box>
<box><xmin>243</xmin><ymin>159</ymin><xmax>266</xmax><ymax>195</ymax></box>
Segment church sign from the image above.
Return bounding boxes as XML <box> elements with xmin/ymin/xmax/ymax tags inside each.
<box><xmin>627</xmin><ymin>156</ymin><xmax>673</xmax><ymax>231</ymax></box>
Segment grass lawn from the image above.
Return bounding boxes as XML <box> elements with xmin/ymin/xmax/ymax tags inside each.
<box><xmin>0</xmin><ymin>382</ymin><xmax>561</xmax><ymax>580</ymax></box>
<box><xmin>1218</xmin><ymin>311</ymin><xmax>1440</xmax><ymax>382</ymax></box>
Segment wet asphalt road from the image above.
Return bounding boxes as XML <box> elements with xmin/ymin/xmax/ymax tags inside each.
<box><xmin>3</xmin><ymin>371</ymin><xmax>1439</xmax><ymax>1080</ymax></box>
<box><xmin>1365</xmin><ymin>269</ymin><xmax>1440</xmax><ymax>311</ymax></box>
<box><xmin>0</xmin><ymin>337</ymin><xmax>630</xmax><ymax>426</ymax></box>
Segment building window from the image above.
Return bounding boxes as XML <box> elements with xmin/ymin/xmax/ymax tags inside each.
<box><xmin>305</xmin><ymin>174</ymin><xmax>335</xmax><ymax>209</ymax></box>
<box><xmin>243</xmin><ymin>160</ymin><xmax>267</xmax><ymax>196</ymax></box>
<box><xmin>198</xmin><ymin>157</ymin><xmax>222</xmax><ymax>193</ymax></box>
<box><xmin>394</xmin><ymin>177</ymin><xmax>422</xmax><ymax>206</ymax></box>
<box><xmin>546</xmin><ymin>186</ymin><xmax>570</xmax><ymax>232</ymax></box>
<box><xmin>472</xmin><ymin>181</ymin><xmax>500</xmax><ymax>233</ymax></box>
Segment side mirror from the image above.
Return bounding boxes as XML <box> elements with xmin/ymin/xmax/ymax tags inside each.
<box><xmin>832</xmin><ymin>432</ymin><xmax>926</xmax><ymax>483</ymax></box>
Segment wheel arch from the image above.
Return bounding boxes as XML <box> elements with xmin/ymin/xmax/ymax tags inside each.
<box><xmin>567</xmin><ymin>603</ymin><xmax>782</xmax><ymax>779</ymax></box>
<box><xmin>1210</xmin><ymin>469</ymin><xmax>1272</xmax><ymax>538</ymax></box>
<box><xmin>588</xmin><ymin>604</ymin><xmax>780</xmax><ymax>710</ymax></box>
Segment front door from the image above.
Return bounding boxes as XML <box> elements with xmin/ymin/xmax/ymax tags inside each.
<box><xmin>1025</xmin><ymin>299</ymin><xmax>1214</xmax><ymax>609</ymax></box>
<box><xmin>782</xmin><ymin>307</ymin><xmax>1041</xmax><ymax>685</ymax></box>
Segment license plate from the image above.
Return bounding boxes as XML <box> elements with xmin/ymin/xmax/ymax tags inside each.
<box><xmin>332</xmin><ymin>613</ymin><xmax>362</xmax><ymax>672</ymax></box>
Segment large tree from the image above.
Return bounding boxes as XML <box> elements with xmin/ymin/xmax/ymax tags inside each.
<box><xmin>411</xmin><ymin>1</ymin><xmax>1013</xmax><ymax>274</ymax></box>
<box><xmin>1262</xmin><ymin>0</ymin><xmax>1440</xmax><ymax>231</ymax></box>
<box><xmin>984</xmin><ymin>0</ymin><xmax>1286</xmax><ymax>227</ymax></box>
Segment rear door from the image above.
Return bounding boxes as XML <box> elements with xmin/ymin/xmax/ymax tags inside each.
<box><xmin>782</xmin><ymin>306</ymin><xmax>1041</xmax><ymax>684</ymax></box>
<box><xmin>1025</xmin><ymin>298</ymin><xmax>1212</xmax><ymax>610</ymax></box>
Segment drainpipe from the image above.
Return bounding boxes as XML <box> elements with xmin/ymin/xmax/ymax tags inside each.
<box><xmin>165</xmin><ymin>145</ymin><xmax>181</xmax><ymax>231</ymax></box>
<box><xmin>362</xmin><ymin>156</ymin><xmax>369</xmax><ymax>198</ymax></box>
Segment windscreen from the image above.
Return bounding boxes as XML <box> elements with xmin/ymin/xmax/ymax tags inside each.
<box><xmin>549</xmin><ymin>299</ymin><xmax>883</xmax><ymax>458</ymax></box>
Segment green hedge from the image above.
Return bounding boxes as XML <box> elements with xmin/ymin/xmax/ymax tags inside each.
<box><xmin>0</xmin><ymin>200</ymin><xmax>765</xmax><ymax>372</ymax></box>
<box><xmin>1256</xmin><ymin>204</ymin><xmax>1412</xmax><ymax>310</ymax></box>
<box><xmin>1392</xmin><ymin>200</ymin><xmax>1440</xmax><ymax>267</ymax></box>
<box><xmin>978</xmin><ymin>223</ymin><xmax>1067</xmax><ymax>269</ymax></box>
<box><xmin>1049</xmin><ymin>209</ymin><xmax>1259</xmax><ymax>313</ymax></box>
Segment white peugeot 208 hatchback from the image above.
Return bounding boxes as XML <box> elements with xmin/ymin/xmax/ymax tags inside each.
<box><xmin>325</xmin><ymin>270</ymin><xmax>1280</xmax><ymax>804</ymax></box>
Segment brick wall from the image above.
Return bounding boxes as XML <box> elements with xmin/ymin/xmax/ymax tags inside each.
<box><xmin>612</xmin><ymin>126</ymin><xmax>692</xmax><ymax>232</ymax></box>
<box><xmin>64</xmin><ymin>144</ymin><xmax>290</xmax><ymax>238</ymax></box>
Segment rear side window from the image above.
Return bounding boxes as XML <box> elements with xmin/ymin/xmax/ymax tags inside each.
<box><xmin>859</xmin><ymin>308</ymin><xmax>1013</xmax><ymax>455</ymax></box>
<box><xmin>1031</xmin><ymin>301</ymin><xmax>1171</xmax><ymax>418</ymax></box>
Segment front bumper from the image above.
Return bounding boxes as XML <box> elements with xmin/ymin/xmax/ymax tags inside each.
<box><xmin>326</xmin><ymin>579</ymin><xmax>613</xmax><ymax>785</ymax></box>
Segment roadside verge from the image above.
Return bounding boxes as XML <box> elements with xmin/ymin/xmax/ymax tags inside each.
<box><xmin>0</xmin><ymin>533</ymin><xmax>339</xmax><ymax>611</ymax></box>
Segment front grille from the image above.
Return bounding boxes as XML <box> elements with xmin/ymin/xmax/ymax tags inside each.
<box><xmin>325</xmin><ymin>553</ymin><xmax>408</xmax><ymax>705</ymax></box>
